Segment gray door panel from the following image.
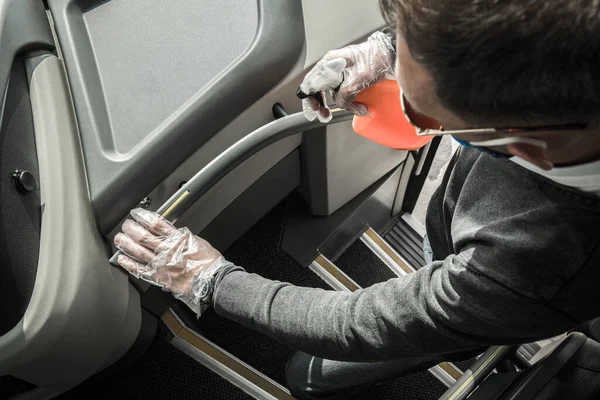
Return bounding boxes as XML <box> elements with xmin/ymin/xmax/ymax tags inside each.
<box><xmin>0</xmin><ymin>54</ymin><xmax>140</xmax><ymax>393</ymax></box>
<box><xmin>47</xmin><ymin>0</ymin><xmax>305</xmax><ymax>234</ymax></box>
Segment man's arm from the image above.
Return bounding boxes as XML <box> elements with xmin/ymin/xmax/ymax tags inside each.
<box><xmin>213</xmin><ymin>252</ymin><xmax>575</xmax><ymax>362</ymax></box>
<box><xmin>114</xmin><ymin>208</ymin><xmax>578</xmax><ymax>362</ymax></box>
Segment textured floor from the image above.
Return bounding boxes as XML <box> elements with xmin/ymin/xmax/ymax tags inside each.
<box><xmin>335</xmin><ymin>239</ymin><xmax>396</xmax><ymax>288</ymax></box>
<box><xmin>198</xmin><ymin>307</ymin><xmax>295</xmax><ymax>385</ymax></box>
<box><xmin>57</xmin><ymin>339</ymin><xmax>251</xmax><ymax>400</ymax></box>
<box><xmin>453</xmin><ymin>358</ymin><xmax>478</xmax><ymax>373</ymax></box>
<box><xmin>195</xmin><ymin>202</ymin><xmax>329</xmax><ymax>385</ymax></box>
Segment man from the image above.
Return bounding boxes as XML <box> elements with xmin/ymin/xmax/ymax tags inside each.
<box><xmin>114</xmin><ymin>0</ymin><xmax>600</xmax><ymax>398</ymax></box>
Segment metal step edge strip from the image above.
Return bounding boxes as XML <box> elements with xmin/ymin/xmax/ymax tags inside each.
<box><xmin>162</xmin><ymin>309</ymin><xmax>294</xmax><ymax>400</ymax></box>
<box><xmin>401</xmin><ymin>213</ymin><xmax>427</xmax><ymax>238</ymax></box>
<box><xmin>310</xmin><ymin>252</ymin><xmax>462</xmax><ymax>388</ymax></box>
<box><xmin>361</xmin><ymin>229</ymin><xmax>416</xmax><ymax>277</ymax></box>
<box><xmin>310</xmin><ymin>255</ymin><xmax>361</xmax><ymax>292</ymax></box>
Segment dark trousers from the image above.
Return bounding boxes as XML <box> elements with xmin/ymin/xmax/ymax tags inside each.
<box><xmin>285</xmin><ymin>352</ymin><xmax>443</xmax><ymax>399</ymax></box>
<box><xmin>284</xmin><ymin>348</ymin><xmax>484</xmax><ymax>400</ymax></box>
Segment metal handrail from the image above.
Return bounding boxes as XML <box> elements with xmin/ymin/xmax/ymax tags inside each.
<box><xmin>439</xmin><ymin>345</ymin><xmax>519</xmax><ymax>400</ymax></box>
<box><xmin>110</xmin><ymin>109</ymin><xmax>353</xmax><ymax>265</ymax></box>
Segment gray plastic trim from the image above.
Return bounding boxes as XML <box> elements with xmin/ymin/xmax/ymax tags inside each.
<box><xmin>199</xmin><ymin>148</ymin><xmax>301</xmax><ymax>251</ymax></box>
<box><xmin>392</xmin><ymin>154</ymin><xmax>416</xmax><ymax>216</ymax></box>
<box><xmin>47</xmin><ymin>0</ymin><xmax>306</xmax><ymax>234</ymax></box>
<box><xmin>301</xmin><ymin>120</ymin><xmax>408</xmax><ymax>216</ymax></box>
<box><xmin>0</xmin><ymin>0</ymin><xmax>54</xmax><ymax>125</ymax></box>
<box><xmin>0</xmin><ymin>56</ymin><xmax>140</xmax><ymax>392</ymax></box>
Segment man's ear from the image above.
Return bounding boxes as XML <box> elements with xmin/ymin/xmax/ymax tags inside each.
<box><xmin>507</xmin><ymin>143</ymin><xmax>553</xmax><ymax>170</ymax></box>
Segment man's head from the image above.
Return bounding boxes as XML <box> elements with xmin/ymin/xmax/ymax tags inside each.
<box><xmin>380</xmin><ymin>0</ymin><xmax>600</xmax><ymax>170</ymax></box>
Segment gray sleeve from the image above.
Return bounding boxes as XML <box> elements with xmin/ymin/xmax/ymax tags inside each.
<box><xmin>212</xmin><ymin>254</ymin><xmax>574</xmax><ymax>362</ymax></box>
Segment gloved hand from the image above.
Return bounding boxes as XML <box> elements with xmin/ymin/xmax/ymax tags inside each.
<box><xmin>114</xmin><ymin>208</ymin><xmax>238</xmax><ymax>316</ymax></box>
<box><xmin>299</xmin><ymin>31</ymin><xmax>396</xmax><ymax>123</ymax></box>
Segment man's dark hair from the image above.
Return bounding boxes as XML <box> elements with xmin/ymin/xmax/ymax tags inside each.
<box><xmin>380</xmin><ymin>0</ymin><xmax>600</xmax><ymax>127</ymax></box>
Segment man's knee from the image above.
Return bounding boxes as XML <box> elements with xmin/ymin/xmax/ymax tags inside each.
<box><xmin>285</xmin><ymin>352</ymin><xmax>367</xmax><ymax>400</ymax></box>
<box><xmin>285</xmin><ymin>352</ymin><xmax>317</xmax><ymax>400</ymax></box>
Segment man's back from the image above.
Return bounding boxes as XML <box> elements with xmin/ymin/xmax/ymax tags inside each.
<box><xmin>427</xmin><ymin>147</ymin><xmax>600</xmax><ymax>341</ymax></box>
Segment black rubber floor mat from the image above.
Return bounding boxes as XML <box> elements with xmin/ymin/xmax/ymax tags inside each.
<box><xmin>222</xmin><ymin>202</ymin><xmax>328</xmax><ymax>291</ymax></box>
<box><xmin>195</xmin><ymin>202</ymin><xmax>329</xmax><ymax>385</ymax></box>
<box><xmin>57</xmin><ymin>340</ymin><xmax>251</xmax><ymax>400</ymax></box>
<box><xmin>335</xmin><ymin>239</ymin><xmax>396</xmax><ymax>288</ymax></box>
<box><xmin>453</xmin><ymin>358</ymin><xmax>478</xmax><ymax>373</ymax></box>
<box><xmin>384</xmin><ymin>218</ymin><xmax>427</xmax><ymax>269</ymax></box>
<box><xmin>360</xmin><ymin>370</ymin><xmax>447</xmax><ymax>400</ymax></box>
<box><xmin>198</xmin><ymin>308</ymin><xmax>295</xmax><ymax>386</ymax></box>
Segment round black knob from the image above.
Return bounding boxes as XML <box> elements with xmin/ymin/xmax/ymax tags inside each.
<box><xmin>13</xmin><ymin>170</ymin><xmax>37</xmax><ymax>194</ymax></box>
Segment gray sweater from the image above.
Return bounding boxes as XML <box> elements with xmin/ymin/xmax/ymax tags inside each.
<box><xmin>212</xmin><ymin>147</ymin><xmax>600</xmax><ymax>362</ymax></box>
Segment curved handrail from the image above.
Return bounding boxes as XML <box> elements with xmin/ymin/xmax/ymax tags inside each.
<box><xmin>110</xmin><ymin>109</ymin><xmax>353</xmax><ymax>265</ymax></box>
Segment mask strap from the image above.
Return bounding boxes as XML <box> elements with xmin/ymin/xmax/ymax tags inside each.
<box><xmin>469</xmin><ymin>136</ymin><xmax>548</xmax><ymax>149</ymax></box>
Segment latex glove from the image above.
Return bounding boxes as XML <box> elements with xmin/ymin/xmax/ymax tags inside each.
<box><xmin>299</xmin><ymin>31</ymin><xmax>396</xmax><ymax>123</ymax></box>
<box><xmin>114</xmin><ymin>208</ymin><xmax>237</xmax><ymax>316</ymax></box>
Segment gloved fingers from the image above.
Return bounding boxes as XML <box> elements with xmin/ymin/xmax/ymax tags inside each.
<box><xmin>316</xmin><ymin>90</ymin><xmax>333</xmax><ymax>123</ymax></box>
<box><xmin>318</xmin><ymin>46</ymin><xmax>362</xmax><ymax>69</ymax></box>
<box><xmin>122</xmin><ymin>219</ymin><xmax>162</xmax><ymax>252</ymax></box>
<box><xmin>302</xmin><ymin>95</ymin><xmax>332</xmax><ymax>123</ymax></box>
<box><xmin>130</xmin><ymin>208</ymin><xmax>176</xmax><ymax>237</ymax></box>
<box><xmin>114</xmin><ymin>232</ymin><xmax>156</xmax><ymax>264</ymax></box>
<box><xmin>317</xmin><ymin>107</ymin><xmax>333</xmax><ymax>123</ymax></box>
<box><xmin>345</xmin><ymin>102</ymin><xmax>369</xmax><ymax>116</ymax></box>
<box><xmin>117</xmin><ymin>254</ymin><xmax>159</xmax><ymax>287</ymax></box>
<box><xmin>155</xmin><ymin>227</ymin><xmax>189</xmax><ymax>257</ymax></box>
<box><xmin>305</xmin><ymin>95</ymin><xmax>321</xmax><ymax>112</ymax></box>
<box><xmin>300</xmin><ymin>31</ymin><xmax>396</xmax><ymax>120</ymax></box>
<box><xmin>333</xmin><ymin>71</ymin><xmax>393</xmax><ymax>114</ymax></box>
<box><xmin>159</xmin><ymin>229</ymin><xmax>222</xmax><ymax>269</ymax></box>
<box><xmin>302</xmin><ymin>98</ymin><xmax>319</xmax><ymax>122</ymax></box>
<box><xmin>333</xmin><ymin>68</ymin><xmax>376</xmax><ymax>109</ymax></box>
<box><xmin>332</xmin><ymin>85</ymin><xmax>357</xmax><ymax>110</ymax></box>
<box><xmin>299</xmin><ymin>58</ymin><xmax>347</xmax><ymax>95</ymax></box>
<box><xmin>117</xmin><ymin>254</ymin><xmax>144</xmax><ymax>278</ymax></box>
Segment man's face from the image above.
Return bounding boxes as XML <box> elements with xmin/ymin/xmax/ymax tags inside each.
<box><xmin>393</xmin><ymin>32</ymin><xmax>600</xmax><ymax>169</ymax></box>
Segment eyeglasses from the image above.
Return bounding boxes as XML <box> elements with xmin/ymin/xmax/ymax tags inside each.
<box><xmin>399</xmin><ymin>89</ymin><xmax>586</xmax><ymax>139</ymax></box>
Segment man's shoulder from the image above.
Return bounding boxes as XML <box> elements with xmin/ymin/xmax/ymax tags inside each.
<box><xmin>449</xmin><ymin>150</ymin><xmax>600</xmax><ymax>299</ymax></box>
